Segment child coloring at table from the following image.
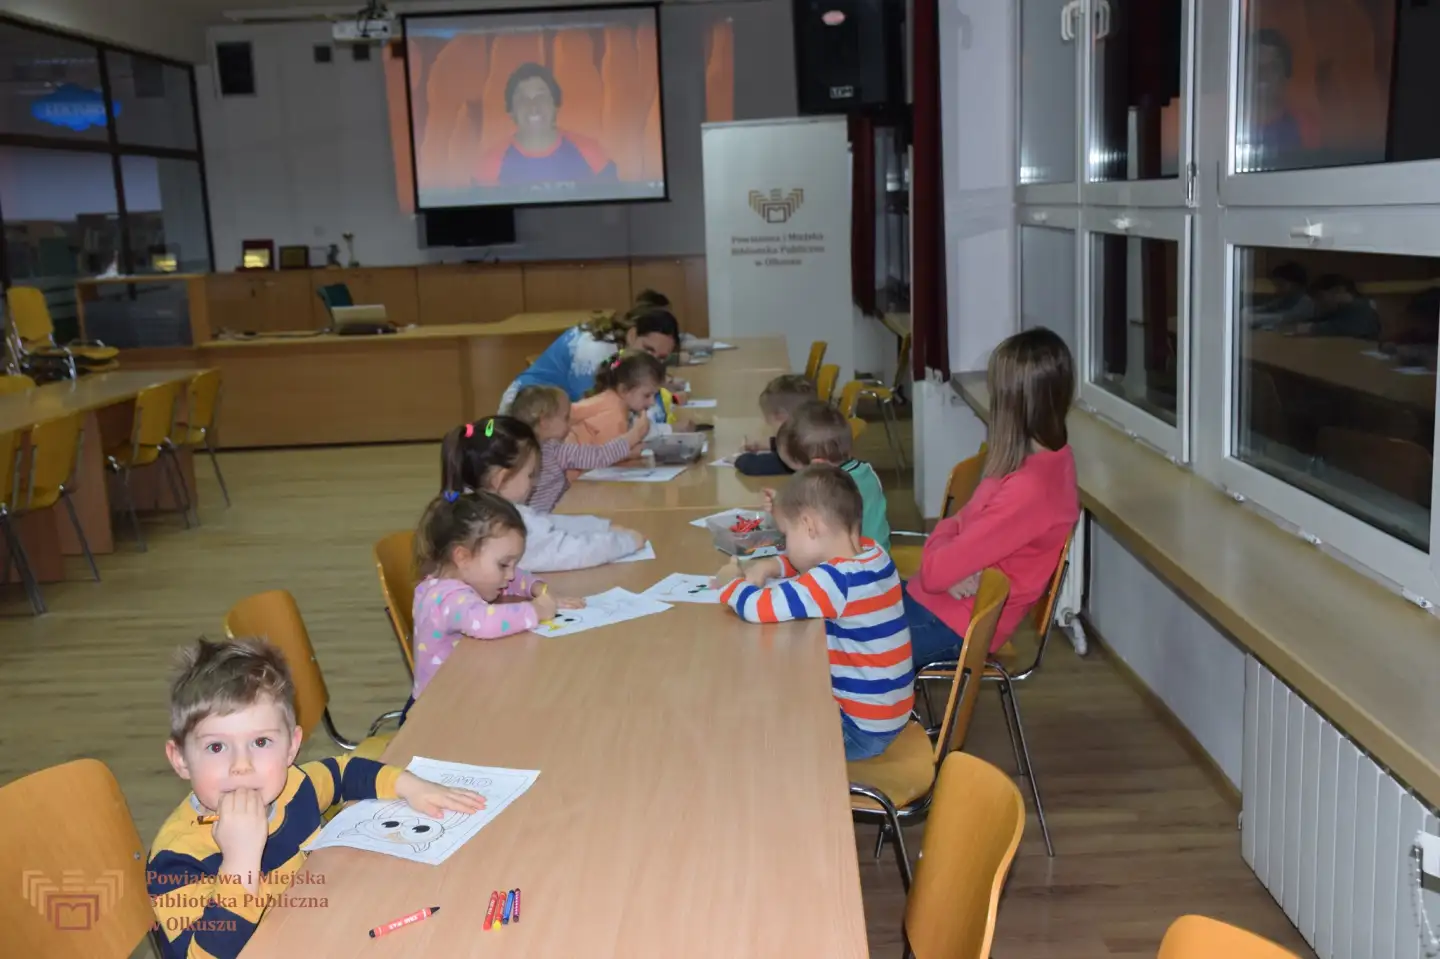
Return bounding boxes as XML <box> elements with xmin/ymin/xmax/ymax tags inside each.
<box><xmin>734</xmin><ymin>373</ymin><xmax>817</xmax><ymax>475</ymax></box>
<box><xmin>442</xmin><ymin>416</ymin><xmax>646</xmax><ymax>570</ymax></box>
<box><xmin>765</xmin><ymin>400</ymin><xmax>892</xmax><ymax>550</ymax></box>
<box><xmin>148</xmin><ymin>636</ymin><xmax>485</xmax><ymax>959</ymax></box>
<box><xmin>904</xmin><ymin>327</ymin><xmax>1078</xmax><ymax>668</ymax></box>
<box><xmin>565</xmin><ymin>350</ymin><xmax>670</xmax><ymax>474</ymax></box>
<box><xmin>509</xmin><ymin>384</ymin><xmax>650</xmax><ymax>512</ymax></box>
<box><xmin>714</xmin><ymin>464</ymin><xmax>914</xmax><ymax>761</ymax></box>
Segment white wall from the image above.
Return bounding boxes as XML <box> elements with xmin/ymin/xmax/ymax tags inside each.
<box><xmin>0</xmin><ymin>0</ymin><xmax>204</xmax><ymax>62</ymax></box>
<box><xmin>198</xmin><ymin>2</ymin><xmax>796</xmax><ymax>269</ymax></box>
<box><xmin>1087</xmin><ymin>523</ymin><xmax>1249</xmax><ymax>787</ymax></box>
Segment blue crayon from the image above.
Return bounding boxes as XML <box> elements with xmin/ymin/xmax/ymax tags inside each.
<box><xmin>501</xmin><ymin>889</ymin><xmax>515</xmax><ymax>925</ymax></box>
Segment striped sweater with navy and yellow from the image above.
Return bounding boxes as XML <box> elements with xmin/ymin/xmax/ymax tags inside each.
<box><xmin>720</xmin><ymin>541</ymin><xmax>915</xmax><ymax>741</ymax></box>
<box><xmin>147</xmin><ymin>756</ymin><xmax>400</xmax><ymax>959</ymax></box>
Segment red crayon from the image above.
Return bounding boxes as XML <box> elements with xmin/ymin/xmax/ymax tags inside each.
<box><xmin>512</xmin><ymin>888</ymin><xmax>521</xmax><ymax>924</ymax></box>
<box><xmin>368</xmin><ymin>905</ymin><xmax>440</xmax><ymax>939</ymax></box>
<box><xmin>482</xmin><ymin>891</ymin><xmax>501</xmax><ymax>931</ymax></box>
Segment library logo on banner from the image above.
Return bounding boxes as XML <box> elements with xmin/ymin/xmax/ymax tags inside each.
<box><xmin>21</xmin><ymin>869</ymin><xmax>126</xmax><ymax>931</ymax></box>
<box><xmin>748</xmin><ymin>188</ymin><xmax>805</xmax><ymax>224</ymax></box>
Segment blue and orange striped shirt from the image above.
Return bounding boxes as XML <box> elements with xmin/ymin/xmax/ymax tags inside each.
<box><xmin>720</xmin><ymin>541</ymin><xmax>915</xmax><ymax>741</ymax></box>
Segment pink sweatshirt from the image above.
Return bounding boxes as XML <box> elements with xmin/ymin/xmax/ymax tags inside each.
<box><xmin>906</xmin><ymin>446</ymin><xmax>1078</xmax><ymax>651</ymax></box>
<box><xmin>411</xmin><ymin>572</ymin><xmax>542</xmax><ymax>698</ymax></box>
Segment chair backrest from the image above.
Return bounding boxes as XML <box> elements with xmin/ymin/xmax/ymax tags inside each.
<box><xmin>848</xmin><ymin>417</ymin><xmax>866</xmax><ymax>441</ymax></box>
<box><xmin>931</xmin><ymin>568</ymin><xmax>1009</xmax><ymax>758</ymax></box>
<box><xmin>126</xmin><ymin>381</ymin><xmax>183</xmax><ymax>466</ymax></box>
<box><xmin>25</xmin><ymin>413</ymin><xmax>84</xmax><ymax>509</ymax></box>
<box><xmin>903</xmin><ymin>752</ymin><xmax>1024</xmax><ymax>959</ymax></box>
<box><xmin>0</xmin><ymin>428</ymin><xmax>21</xmax><ymax>510</ymax></box>
<box><xmin>5</xmin><ymin>286</ymin><xmax>55</xmax><ymax>343</ymax></box>
<box><xmin>374</xmin><ymin>531</ymin><xmax>417</xmax><ymax>674</ymax></box>
<box><xmin>0</xmin><ymin>373</ymin><xmax>36</xmax><ymax>395</ymax></box>
<box><xmin>0</xmin><ymin>759</ymin><xmax>157</xmax><ymax>958</ymax></box>
<box><xmin>805</xmin><ymin>340</ymin><xmax>828</xmax><ymax>381</ymax></box>
<box><xmin>317</xmin><ymin>283</ymin><xmax>354</xmax><ymax>315</ymax></box>
<box><xmin>185</xmin><ymin>369</ymin><xmax>223</xmax><ymax>435</ymax></box>
<box><xmin>837</xmin><ymin>379</ymin><xmax>864</xmax><ymax>419</ymax></box>
<box><xmin>893</xmin><ymin>332</ymin><xmax>912</xmax><ymax>390</ymax></box>
<box><xmin>940</xmin><ymin>448</ymin><xmax>987</xmax><ymax>520</ymax></box>
<box><xmin>1030</xmin><ymin>534</ymin><xmax>1073</xmax><ymax>633</ymax></box>
<box><xmin>1157</xmin><ymin>915</ymin><xmax>1300</xmax><ymax>958</ymax></box>
<box><xmin>225</xmin><ymin>590</ymin><xmax>331</xmax><ymax>741</ymax></box>
<box><xmin>815</xmin><ymin>363</ymin><xmax>840</xmax><ymax>404</ymax></box>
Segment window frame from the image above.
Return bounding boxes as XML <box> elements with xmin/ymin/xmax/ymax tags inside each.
<box><xmin>1079</xmin><ymin>205</ymin><xmax>1191</xmax><ymax>461</ymax></box>
<box><xmin>1081</xmin><ymin>0</ymin><xmax>1197</xmax><ymax>210</ymax></box>
<box><xmin>1015</xmin><ymin>0</ymin><xmax>1084</xmax><ymax>205</ymax></box>
<box><xmin>1217</xmin><ymin>206</ymin><xmax>1440</xmax><ymax>601</ymax></box>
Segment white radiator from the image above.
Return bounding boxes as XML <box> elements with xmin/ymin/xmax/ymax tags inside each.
<box><xmin>1053</xmin><ymin>514</ymin><xmax>1088</xmax><ymax>655</ymax></box>
<box><xmin>1242</xmin><ymin>656</ymin><xmax>1440</xmax><ymax>959</ymax></box>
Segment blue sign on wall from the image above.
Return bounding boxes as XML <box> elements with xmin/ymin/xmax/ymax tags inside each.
<box><xmin>30</xmin><ymin>84</ymin><xmax>120</xmax><ymax>132</ymax></box>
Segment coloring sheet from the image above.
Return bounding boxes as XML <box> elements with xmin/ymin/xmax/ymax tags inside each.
<box><xmin>712</xmin><ymin>341</ymin><xmax>737</xmax><ymax>350</ymax></box>
<box><xmin>711</xmin><ymin>455</ymin><xmax>736</xmax><ymax>468</ymax></box>
<box><xmin>578</xmin><ymin>465</ymin><xmax>688</xmax><ymax>483</ymax></box>
<box><xmin>681</xmin><ymin>398</ymin><xmax>718</xmax><ymax>408</ymax></box>
<box><xmin>614</xmin><ymin>541</ymin><xmax>657</xmax><ymax>563</ymax></box>
<box><xmin>642</xmin><ymin>573</ymin><xmax>722</xmax><ymax>604</ymax></box>
<box><xmin>303</xmin><ymin>757</ymin><xmax>539</xmax><ymax>866</ymax></box>
<box><xmin>689</xmin><ymin>508</ymin><xmax>751</xmax><ymax>529</ymax></box>
<box><xmin>532</xmin><ymin>587</ymin><xmax>671</xmax><ymax>637</ymax></box>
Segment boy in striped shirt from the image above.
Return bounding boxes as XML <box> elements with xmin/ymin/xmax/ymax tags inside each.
<box><xmin>715</xmin><ymin>464</ymin><xmax>914</xmax><ymax>760</ymax></box>
<box><xmin>509</xmin><ymin>385</ymin><xmax>649</xmax><ymax>512</ymax></box>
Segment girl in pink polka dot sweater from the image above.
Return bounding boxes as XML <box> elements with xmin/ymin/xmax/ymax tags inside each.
<box><xmin>409</xmin><ymin>490</ymin><xmax>585</xmax><ymax>701</ymax></box>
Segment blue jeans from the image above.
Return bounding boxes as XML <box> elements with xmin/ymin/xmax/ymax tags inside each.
<box><xmin>903</xmin><ymin>589</ymin><xmax>965</xmax><ymax>669</ymax></box>
<box><xmin>842</xmin><ymin>716</ymin><xmax>898</xmax><ymax>761</ymax></box>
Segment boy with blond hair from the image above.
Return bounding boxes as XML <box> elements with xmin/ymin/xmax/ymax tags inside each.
<box><xmin>734</xmin><ymin>373</ymin><xmax>817</xmax><ymax>476</ymax></box>
<box><xmin>147</xmin><ymin>637</ymin><xmax>483</xmax><ymax>959</ymax></box>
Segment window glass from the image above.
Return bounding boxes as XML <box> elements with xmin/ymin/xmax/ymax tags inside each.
<box><xmin>1090</xmin><ymin>232</ymin><xmax>1180</xmax><ymax>423</ymax></box>
<box><xmin>0</xmin><ymin>23</ymin><xmax>108</xmax><ymax>141</ymax></box>
<box><xmin>108</xmin><ymin>52</ymin><xmax>197</xmax><ymax>150</ymax></box>
<box><xmin>1090</xmin><ymin>0</ymin><xmax>1182</xmax><ymax>182</ymax></box>
<box><xmin>0</xmin><ymin>146</ymin><xmax>122</xmax><ymax>280</ymax></box>
<box><xmin>1021</xmin><ymin>224</ymin><xmax>1077</xmax><ymax>357</ymax></box>
<box><xmin>1234</xmin><ymin>246</ymin><xmax>1436</xmax><ymax>550</ymax></box>
<box><xmin>121</xmin><ymin>156</ymin><xmax>209</xmax><ymax>275</ymax></box>
<box><xmin>1019</xmin><ymin>0</ymin><xmax>1078</xmax><ymax>184</ymax></box>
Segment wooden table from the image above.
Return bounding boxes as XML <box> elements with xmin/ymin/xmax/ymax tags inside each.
<box><xmin>1247</xmin><ymin>331</ymin><xmax>1436</xmax><ymax>410</ymax></box>
<box><xmin>0</xmin><ymin>370</ymin><xmax>205</xmax><ymax>580</ymax></box>
<box><xmin>240</xmin><ymin>486</ymin><xmax>870</xmax><ymax>956</ymax></box>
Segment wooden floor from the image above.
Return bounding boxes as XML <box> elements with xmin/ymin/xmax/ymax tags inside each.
<box><xmin>0</xmin><ymin>442</ymin><xmax>1312</xmax><ymax>959</ymax></box>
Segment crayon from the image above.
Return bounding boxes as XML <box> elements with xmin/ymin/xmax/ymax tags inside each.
<box><xmin>368</xmin><ymin>905</ymin><xmax>439</xmax><ymax>939</ymax></box>
<box><xmin>502</xmin><ymin>890</ymin><xmax>515</xmax><ymax>924</ymax></box>
<box><xmin>196</xmin><ymin>815</ymin><xmax>217</xmax><ymax>825</ymax></box>
<box><xmin>482</xmin><ymin>891</ymin><xmax>501</xmax><ymax>930</ymax></box>
<box><xmin>512</xmin><ymin>888</ymin><xmax>521</xmax><ymax>923</ymax></box>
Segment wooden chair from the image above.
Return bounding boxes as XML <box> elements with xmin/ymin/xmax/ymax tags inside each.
<box><xmin>805</xmin><ymin>340</ymin><xmax>827</xmax><ymax>381</ymax></box>
<box><xmin>5</xmin><ymin>286</ymin><xmax>119</xmax><ymax>379</ymax></box>
<box><xmin>1157</xmin><ymin>915</ymin><xmax>1300</xmax><ymax>958</ymax></box>
<box><xmin>0</xmin><ymin>373</ymin><xmax>36</xmax><ymax>395</ymax></box>
<box><xmin>815</xmin><ymin>363</ymin><xmax>840</xmax><ymax>404</ymax></box>
<box><xmin>891</xmin><ymin>448</ymin><xmax>987</xmax><ymax>580</ymax></box>
<box><xmin>104</xmin><ymin>380</ymin><xmax>184</xmax><ymax>551</ymax></box>
<box><xmin>168</xmin><ymin>369</ymin><xmax>230</xmax><ymax>508</ymax></box>
<box><xmin>0</xmin><ymin>427</ymin><xmax>43</xmax><ymax>614</ymax></box>
<box><xmin>901</xmin><ymin>752</ymin><xmax>1024</xmax><ymax>959</ymax></box>
<box><xmin>225</xmin><ymin>589</ymin><xmax>401</xmax><ymax>757</ymax></box>
<box><xmin>843</xmin><ymin>331</ymin><xmax>911</xmax><ymax>470</ymax></box>
<box><xmin>0</xmin><ymin>758</ymin><xmax>164</xmax><ymax>958</ymax></box>
<box><xmin>849</xmin><ymin>416</ymin><xmax>867</xmax><ymax>442</ymax></box>
<box><xmin>374</xmin><ymin>530</ymin><xmax>417</xmax><ymax>676</ymax></box>
<box><xmin>837</xmin><ymin>379</ymin><xmax>864</xmax><ymax>419</ymax></box>
<box><xmin>848</xmin><ymin>568</ymin><xmax>1009</xmax><ymax>890</ymax></box>
<box><xmin>18</xmin><ymin>412</ymin><xmax>101</xmax><ymax>584</ymax></box>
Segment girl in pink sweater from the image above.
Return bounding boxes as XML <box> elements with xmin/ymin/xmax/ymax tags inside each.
<box><xmin>905</xmin><ymin>328</ymin><xmax>1079</xmax><ymax>665</ymax></box>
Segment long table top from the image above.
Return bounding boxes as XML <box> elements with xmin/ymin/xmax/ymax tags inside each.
<box><xmin>0</xmin><ymin>368</ymin><xmax>206</xmax><ymax>433</ymax></box>
<box><xmin>200</xmin><ymin>312</ymin><xmax>612</xmax><ymax>350</ymax></box>
<box><xmin>1248</xmin><ymin>331</ymin><xmax>1436</xmax><ymax>409</ymax></box>
<box><xmin>956</xmin><ymin>371</ymin><xmax>1440</xmax><ymax>806</ymax></box>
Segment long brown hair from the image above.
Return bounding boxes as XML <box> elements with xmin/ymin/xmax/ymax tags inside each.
<box><xmin>414</xmin><ymin>490</ymin><xmax>525</xmax><ymax>578</ymax></box>
<box><xmin>588</xmin><ymin>350</ymin><xmax>666</xmax><ymax>397</ymax></box>
<box><xmin>984</xmin><ymin>328</ymin><xmax>1073</xmax><ymax>479</ymax></box>
<box><xmin>439</xmin><ymin>416</ymin><xmax>539</xmax><ymax>494</ymax></box>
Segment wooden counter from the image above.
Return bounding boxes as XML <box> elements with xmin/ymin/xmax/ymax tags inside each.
<box><xmin>954</xmin><ymin>372</ymin><xmax>1440</xmax><ymax>806</ymax></box>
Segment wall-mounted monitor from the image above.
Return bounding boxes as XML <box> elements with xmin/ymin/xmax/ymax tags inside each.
<box><xmin>404</xmin><ymin>5</ymin><xmax>667</xmax><ymax>210</ymax></box>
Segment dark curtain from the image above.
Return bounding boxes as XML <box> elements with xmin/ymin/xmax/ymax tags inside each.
<box><xmin>911</xmin><ymin>0</ymin><xmax>949</xmax><ymax>379</ymax></box>
<box><xmin>849</xmin><ymin>113</ymin><xmax>878</xmax><ymax>318</ymax></box>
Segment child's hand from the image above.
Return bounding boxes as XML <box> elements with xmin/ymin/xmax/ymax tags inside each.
<box><xmin>947</xmin><ymin>573</ymin><xmax>982</xmax><ymax>601</ymax></box>
<box><xmin>743</xmin><ymin>557</ymin><xmax>781</xmax><ymax>587</ymax></box>
<box><xmin>555</xmin><ymin>595</ymin><xmax>586</xmax><ymax>610</ymax></box>
<box><xmin>760</xmin><ymin>488</ymin><xmax>777</xmax><ymax>513</ymax></box>
<box><xmin>672</xmin><ymin>391</ymin><xmax>689</xmax><ymax>406</ymax></box>
<box><xmin>614</xmin><ymin>526</ymin><xmax>646</xmax><ymax>552</ymax></box>
<box><xmin>712</xmin><ymin>559</ymin><xmax>742</xmax><ymax>587</ymax></box>
<box><xmin>742</xmin><ymin>436</ymin><xmax>767</xmax><ymax>453</ymax></box>
<box><xmin>625</xmin><ymin>416</ymin><xmax>651</xmax><ymax>450</ymax></box>
<box><xmin>212</xmin><ymin>788</ymin><xmax>269</xmax><ymax>867</ymax></box>
<box><xmin>532</xmin><ymin>591</ymin><xmax>558</xmax><ymax>623</ymax></box>
<box><xmin>394</xmin><ymin>771</ymin><xmax>487</xmax><ymax>818</ymax></box>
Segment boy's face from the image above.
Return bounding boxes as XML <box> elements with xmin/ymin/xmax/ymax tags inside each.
<box><xmin>165</xmin><ymin>699</ymin><xmax>302</xmax><ymax>813</ymax></box>
<box><xmin>536</xmin><ymin>400</ymin><xmax>571</xmax><ymax>442</ymax></box>
<box><xmin>774</xmin><ymin>507</ymin><xmax>834</xmax><ymax>571</ymax></box>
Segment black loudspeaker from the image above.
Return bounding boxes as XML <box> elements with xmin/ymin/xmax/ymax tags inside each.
<box><xmin>792</xmin><ymin>0</ymin><xmax>904</xmax><ymax>115</ymax></box>
<box><xmin>420</xmin><ymin>207</ymin><xmax>517</xmax><ymax>248</ymax></box>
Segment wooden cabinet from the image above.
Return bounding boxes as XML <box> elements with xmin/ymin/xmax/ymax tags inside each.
<box><xmin>416</xmin><ymin>264</ymin><xmax>525</xmax><ymax>325</ymax></box>
<box><xmin>521</xmin><ymin>261</ymin><xmax>633</xmax><ymax>314</ymax></box>
<box><xmin>309</xmin><ymin>267</ymin><xmax>420</xmax><ymax>329</ymax></box>
<box><xmin>206</xmin><ymin>271</ymin><xmax>314</xmax><ymax>335</ymax></box>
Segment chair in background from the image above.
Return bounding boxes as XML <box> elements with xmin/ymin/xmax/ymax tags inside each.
<box><xmin>0</xmin><ymin>759</ymin><xmax>164</xmax><ymax>959</ymax></box>
<box><xmin>168</xmin><ymin>369</ymin><xmax>231</xmax><ymax>508</ymax></box>
<box><xmin>0</xmin><ymin>427</ymin><xmax>43</xmax><ymax>614</ymax></box>
<box><xmin>225</xmin><ymin>589</ymin><xmax>402</xmax><ymax>758</ymax></box>
<box><xmin>5</xmin><ymin>286</ymin><xmax>119</xmax><ymax>379</ymax></box>
<box><xmin>316</xmin><ymin>283</ymin><xmax>354</xmax><ymax>321</ymax></box>
<box><xmin>847</xmin><ymin>568</ymin><xmax>1008</xmax><ymax>890</ymax></box>
<box><xmin>805</xmin><ymin>340</ymin><xmax>827</xmax><ymax>381</ymax></box>
<box><xmin>900</xmin><ymin>752</ymin><xmax>1024</xmax><ymax>959</ymax></box>
<box><xmin>18</xmin><ymin>412</ymin><xmax>100</xmax><ymax>584</ymax></box>
<box><xmin>815</xmin><ymin>363</ymin><xmax>839</xmax><ymax>404</ymax></box>
<box><xmin>843</xmin><ymin>331</ymin><xmax>911</xmax><ymax>470</ymax></box>
<box><xmin>890</xmin><ymin>448</ymin><xmax>987</xmax><ymax>580</ymax></box>
<box><xmin>0</xmin><ymin>373</ymin><xmax>35</xmax><ymax>395</ymax></box>
<box><xmin>104</xmin><ymin>380</ymin><xmax>184</xmax><ymax>551</ymax></box>
<box><xmin>848</xmin><ymin>417</ymin><xmax>867</xmax><ymax>442</ymax></box>
<box><xmin>374</xmin><ymin>530</ymin><xmax>417</xmax><ymax>676</ymax></box>
<box><xmin>1157</xmin><ymin>915</ymin><xmax>1300</xmax><ymax>958</ymax></box>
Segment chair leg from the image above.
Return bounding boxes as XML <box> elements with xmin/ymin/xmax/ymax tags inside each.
<box><xmin>115</xmin><ymin>467</ymin><xmax>147</xmax><ymax>552</ymax></box>
<box><xmin>881</xmin><ymin>400</ymin><xmax>907</xmax><ymax>471</ymax></box>
<box><xmin>62</xmin><ymin>492</ymin><xmax>100</xmax><ymax>581</ymax></box>
<box><xmin>1</xmin><ymin>515</ymin><xmax>45</xmax><ymax>615</ymax></box>
<box><xmin>161</xmin><ymin>452</ymin><xmax>192</xmax><ymax>529</ymax></box>
<box><xmin>851</xmin><ymin>784</ymin><xmax>913</xmax><ymax>890</ymax></box>
<box><xmin>367</xmin><ymin>710</ymin><xmax>405</xmax><ymax>737</ymax></box>
<box><xmin>206</xmin><ymin>437</ymin><xmax>231</xmax><ymax>507</ymax></box>
<box><xmin>998</xmin><ymin>672</ymin><xmax>1054</xmax><ymax>856</ymax></box>
<box><xmin>323</xmin><ymin>708</ymin><xmax>359</xmax><ymax>751</ymax></box>
<box><xmin>994</xmin><ymin>678</ymin><xmax>1025</xmax><ymax>776</ymax></box>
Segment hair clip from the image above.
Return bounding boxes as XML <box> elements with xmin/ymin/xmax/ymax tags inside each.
<box><xmin>610</xmin><ymin>354</ymin><xmax>624</xmax><ymax>370</ymax></box>
<box><xmin>485</xmin><ymin>419</ymin><xmax>495</xmax><ymax>438</ymax></box>
<box><xmin>464</xmin><ymin>423</ymin><xmax>474</xmax><ymax>438</ymax></box>
<box><xmin>443</xmin><ymin>490</ymin><xmax>460</xmax><ymax>503</ymax></box>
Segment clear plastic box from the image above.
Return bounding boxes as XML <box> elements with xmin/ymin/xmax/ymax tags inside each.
<box><xmin>706</xmin><ymin>510</ymin><xmax>786</xmax><ymax>558</ymax></box>
<box><xmin>643</xmin><ymin>432</ymin><xmax>707</xmax><ymax>465</ymax></box>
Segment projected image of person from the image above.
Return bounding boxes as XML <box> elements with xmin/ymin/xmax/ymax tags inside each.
<box><xmin>475</xmin><ymin>63</ymin><xmax>617</xmax><ymax>187</ymax></box>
